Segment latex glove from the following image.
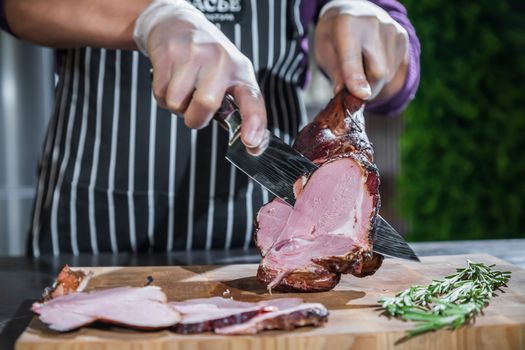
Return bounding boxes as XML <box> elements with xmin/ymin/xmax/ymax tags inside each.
<box><xmin>315</xmin><ymin>0</ymin><xmax>409</xmax><ymax>101</ymax></box>
<box><xmin>134</xmin><ymin>0</ymin><xmax>267</xmax><ymax>148</ymax></box>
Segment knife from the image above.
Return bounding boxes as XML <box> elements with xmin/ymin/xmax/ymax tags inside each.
<box><xmin>214</xmin><ymin>94</ymin><xmax>318</xmax><ymax>204</ymax></box>
<box><xmin>214</xmin><ymin>95</ymin><xmax>419</xmax><ymax>262</ymax></box>
<box><xmin>372</xmin><ymin>215</ymin><xmax>420</xmax><ymax>262</ymax></box>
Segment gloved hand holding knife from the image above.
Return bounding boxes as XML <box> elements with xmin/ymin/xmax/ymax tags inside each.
<box><xmin>134</xmin><ymin>0</ymin><xmax>268</xmax><ymax>150</ymax></box>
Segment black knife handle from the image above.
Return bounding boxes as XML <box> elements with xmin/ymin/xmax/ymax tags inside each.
<box><xmin>214</xmin><ymin>94</ymin><xmax>242</xmax><ymax>140</ymax></box>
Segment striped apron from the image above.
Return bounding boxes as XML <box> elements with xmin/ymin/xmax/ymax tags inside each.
<box><xmin>29</xmin><ymin>0</ymin><xmax>310</xmax><ymax>256</ymax></box>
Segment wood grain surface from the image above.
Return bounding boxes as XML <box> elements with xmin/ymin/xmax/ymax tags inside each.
<box><xmin>16</xmin><ymin>254</ymin><xmax>525</xmax><ymax>350</ymax></box>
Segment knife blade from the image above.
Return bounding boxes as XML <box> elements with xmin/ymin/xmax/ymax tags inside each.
<box><xmin>214</xmin><ymin>95</ymin><xmax>419</xmax><ymax>262</ymax></box>
<box><xmin>373</xmin><ymin>215</ymin><xmax>420</xmax><ymax>262</ymax></box>
<box><xmin>214</xmin><ymin>95</ymin><xmax>318</xmax><ymax>204</ymax></box>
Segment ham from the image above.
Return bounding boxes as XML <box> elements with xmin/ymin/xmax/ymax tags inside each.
<box><xmin>215</xmin><ymin>302</ymin><xmax>329</xmax><ymax>335</ymax></box>
<box><xmin>170</xmin><ymin>297</ymin><xmax>306</xmax><ymax>334</ymax></box>
<box><xmin>255</xmin><ymin>90</ymin><xmax>384</xmax><ymax>293</ymax></box>
<box><xmin>33</xmin><ymin>279</ymin><xmax>329</xmax><ymax>334</ymax></box>
<box><xmin>32</xmin><ymin>286</ymin><xmax>181</xmax><ymax>331</ymax></box>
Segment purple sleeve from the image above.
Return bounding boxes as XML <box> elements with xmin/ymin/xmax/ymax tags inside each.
<box><xmin>0</xmin><ymin>0</ymin><xmax>13</xmax><ymax>34</ymax></box>
<box><xmin>299</xmin><ymin>1</ymin><xmax>330</xmax><ymax>29</ymax></box>
<box><xmin>363</xmin><ymin>0</ymin><xmax>421</xmax><ymax>116</ymax></box>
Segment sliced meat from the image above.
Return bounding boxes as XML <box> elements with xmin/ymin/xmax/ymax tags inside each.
<box><xmin>215</xmin><ymin>303</ymin><xmax>329</xmax><ymax>335</ymax></box>
<box><xmin>255</xmin><ymin>90</ymin><xmax>383</xmax><ymax>293</ymax></box>
<box><xmin>41</xmin><ymin>265</ymin><xmax>92</xmax><ymax>301</ymax></box>
<box><xmin>170</xmin><ymin>297</ymin><xmax>304</xmax><ymax>334</ymax></box>
<box><xmin>33</xmin><ymin>285</ymin><xmax>328</xmax><ymax>334</ymax></box>
<box><xmin>32</xmin><ymin>286</ymin><xmax>181</xmax><ymax>331</ymax></box>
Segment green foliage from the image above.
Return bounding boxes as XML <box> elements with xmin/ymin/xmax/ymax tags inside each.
<box><xmin>398</xmin><ymin>0</ymin><xmax>525</xmax><ymax>241</ymax></box>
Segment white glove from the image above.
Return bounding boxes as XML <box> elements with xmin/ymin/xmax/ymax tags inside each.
<box><xmin>315</xmin><ymin>0</ymin><xmax>409</xmax><ymax>101</ymax></box>
<box><xmin>134</xmin><ymin>0</ymin><xmax>267</xmax><ymax>147</ymax></box>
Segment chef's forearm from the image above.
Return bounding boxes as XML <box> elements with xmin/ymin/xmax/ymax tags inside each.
<box><xmin>4</xmin><ymin>0</ymin><xmax>152</xmax><ymax>49</ymax></box>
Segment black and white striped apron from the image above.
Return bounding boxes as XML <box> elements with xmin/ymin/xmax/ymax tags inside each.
<box><xmin>29</xmin><ymin>0</ymin><xmax>309</xmax><ymax>256</ymax></box>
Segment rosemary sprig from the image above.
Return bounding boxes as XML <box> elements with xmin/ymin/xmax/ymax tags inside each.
<box><xmin>378</xmin><ymin>260</ymin><xmax>511</xmax><ymax>336</ymax></box>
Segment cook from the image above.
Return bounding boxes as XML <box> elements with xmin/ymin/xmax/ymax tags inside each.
<box><xmin>0</xmin><ymin>0</ymin><xmax>420</xmax><ymax>255</ymax></box>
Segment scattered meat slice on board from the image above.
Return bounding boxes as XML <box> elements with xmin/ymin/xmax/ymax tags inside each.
<box><xmin>41</xmin><ymin>265</ymin><xmax>93</xmax><ymax>301</ymax></box>
<box><xmin>255</xmin><ymin>90</ymin><xmax>384</xmax><ymax>293</ymax></box>
<box><xmin>170</xmin><ymin>297</ymin><xmax>304</xmax><ymax>334</ymax></box>
<box><xmin>32</xmin><ymin>286</ymin><xmax>181</xmax><ymax>331</ymax></box>
<box><xmin>33</xmin><ymin>267</ymin><xmax>329</xmax><ymax>334</ymax></box>
<box><xmin>215</xmin><ymin>303</ymin><xmax>329</xmax><ymax>335</ymax></box>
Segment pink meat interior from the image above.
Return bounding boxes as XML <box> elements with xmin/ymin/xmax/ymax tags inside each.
<box><xmin>169</xmin><ymin>297</ymin><xmax>304</xmax><ymax>324</ymax></box>
<box><xmin>32</xmin><ymin>286</ymin><xmax>180</xmax><ymax>331</ymax></box>
<box><xmin>257</xmin><ymin>158</ymin><xmax>374</xmax><ymax>271</ymax></box>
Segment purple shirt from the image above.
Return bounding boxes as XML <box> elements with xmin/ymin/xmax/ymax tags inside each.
<box><xmin>0</xmin><ymin>0</ymin><xmax>420</xmax><ymax>116</ymax></box>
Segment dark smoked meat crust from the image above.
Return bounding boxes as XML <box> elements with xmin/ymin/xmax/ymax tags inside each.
<box><xmin>293</xmin><ymin>90</ymin><xmax>374</xmax><ymax>164</ymax></box>
<box><xmin>352</xmin><ymin>252</ymin><xmax>385</xmax><ymax>277</ymax></box>
<box><xmin>257</xmin><ymin>264</ymin><xmax>341</xmax><ymax>293</ymax></box>
<box><xmin>257</xmin><ymin>247</ymin><xmax>383</xmax><ymax>293</ymax></box>
<box><xmin>256</xmin><ymin>90</ymin><xmax>384</xmax><ymax>292</ymax></box>
<box><xmin>173</xmin><ymin>310</ymin><xmax>264</xmax><ymax>334</ymax></box>
<box><xmin>311</xmin><ymin>248</ymin><xmax>382</xmax><ymax>276</ymax></box>
<box><xmin>248</xmin><ymin>307</ymin><xmax>329</xmax><ymax>333</ymax></box>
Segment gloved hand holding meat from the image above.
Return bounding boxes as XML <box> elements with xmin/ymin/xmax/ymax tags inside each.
<box><xmin>315</xmin><ymin>0</ymin><xmax>409</xmax><ymax>101</ymax></box>
<box><xmin>134</xmin><ymin>0</ymin><xmax>267</xmax><ymax>148</ymax></box>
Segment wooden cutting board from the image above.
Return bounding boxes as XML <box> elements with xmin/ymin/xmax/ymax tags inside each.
<box><xmin>16</xmin><ymin>254</ymin><xmax>525</xmax><ymax>350</ymax></box>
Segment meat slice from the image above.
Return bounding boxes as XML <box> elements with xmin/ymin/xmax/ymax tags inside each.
<box><xmin>215</xmin><ymin>303</ymin><xmax>329</xmax><ymax>335</ymax></box>
<box><xmin>32</xmin><ymin>286</ymin><xmax>181</xmax><ymax>331</ymax></box>
<box><xmin>255</xmin><ymin>90</ymin><xmax>383</xmax><ymax>293</ymax></box>
<box><xmin>33</xmin><ymin>282</ymin><xmax>328</xmax><ymax>334</ymax></box>
<box><xmin>41</xmin><ymin>265</ymin><xmax>92</xmax><ymax>301</ymax></box>
<box><xmin>170</xmin><ymin>297</ymin><xmax>304</xmax><ymax>334</ymax></box>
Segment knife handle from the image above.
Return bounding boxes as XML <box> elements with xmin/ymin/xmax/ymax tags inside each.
<box><xmin>214</xmin><ymin>94</ymin><xmax>242</xmax><ymax>141</ymax></box>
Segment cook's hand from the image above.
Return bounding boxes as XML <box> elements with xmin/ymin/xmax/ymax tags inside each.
<box><xmin>133</xmin><ymin>0</ymin><xmax>267</xmax><ymax>148</ymax></box>
<box><xmin>315</xmin><ymin>0</ymin><xmax>409</xmax><ymax>101</ymax></box>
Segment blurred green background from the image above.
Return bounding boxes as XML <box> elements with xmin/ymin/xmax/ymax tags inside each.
<box><xmin>398</xmin><ymin>0</ymin><xmax>525</xmax><ymax>241</ymax></box>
